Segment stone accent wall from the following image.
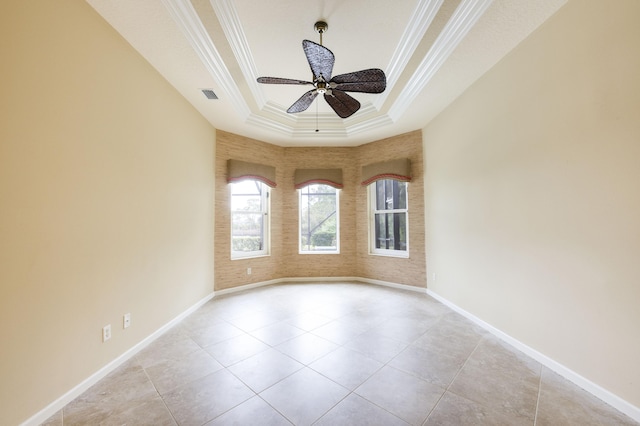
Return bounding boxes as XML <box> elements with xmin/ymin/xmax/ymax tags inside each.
<box><xmin>214</xmin><ymin>129</ymin><xmax>425</xmax><ymax>290</ymax></box>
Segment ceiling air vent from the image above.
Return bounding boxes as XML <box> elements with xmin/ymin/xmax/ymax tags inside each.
<box><xmin>201</xmin><ymin>89</ymin><xmax>218</xmax><ymax>100</ymax></box>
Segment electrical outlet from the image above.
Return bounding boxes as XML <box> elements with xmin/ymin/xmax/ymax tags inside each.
<box><xmin>247</xmin><ymin>267</ymin><xmax>252</xmax><ymax>275</ymax></box>
<box><xmin>432</xmin><ymin>272</ymin><xmax>437</xmax><ymax>282</ymax></box>
<box><xmin>102</xmin><ymin>324</ymin><xmax>111</xmax><ymax>342</ymax></box>
<box><xmin>123</xmin><ymin>313</ymin><xmax>131</xmax><ymax>329</ymax></box>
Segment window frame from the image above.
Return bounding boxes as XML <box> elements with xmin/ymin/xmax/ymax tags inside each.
<box><xmin>230</xmin><ymin>179</ymin><xmax>270</xmax><ymax>260</ymax></box>
<box><xmin>298</xmin><ymin>184</ymin><xmax>340</xmax><ymax>255</ymax></box>
<box><xmin>368</xmin><ymin>179</ymin><xmax>409</xmax><ymax>258</ymax></box>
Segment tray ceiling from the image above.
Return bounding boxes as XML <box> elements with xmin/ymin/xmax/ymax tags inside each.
<box><xmin>87</xmin><ymin>0</ymin><xmax>567</xmax><ymax>146</ymax></box>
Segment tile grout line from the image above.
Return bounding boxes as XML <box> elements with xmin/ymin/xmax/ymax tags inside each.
<box><xmin>52</xmin><ymin>283</ymin><xmax>630</xmax><ymax>425</ymax></box>
<box><xmin>294</xmin><ymin>307</ymin><xmax>413</xmax><ymax>424</ymax></box>
<box><xmin>139</xmin><ymin>360</ymin><xmax>181</xmax><ymax>426</ymax></box>
<box><xmin>255</xmin><ymin>393</ymin><xmax>295</xmax><ymax>425</ymax></box>
<box><xmin>533</xmin><ymin>364</ymin><xmax>544</xmax><ymax>426</ymax></box>
<box><xmin>247</xmin><ymin>307</ymin><xmax>351</xmax><ymax>425</ymax></box>
<box><xmin>422</xmin><ymin>334</ymin><xmax>486</xmax><ymax>424</ymax></box>
<box><xmin>304</xmin><ymin>330</ymin><xmax>401</xmax><ymax>424</ymax></box>
<box><xmin>339</xmin><ymin>317</ymin><xmax>448</xmax><ymax>426</ymax></box>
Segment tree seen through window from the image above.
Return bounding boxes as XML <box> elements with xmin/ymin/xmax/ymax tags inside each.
<box><xmin>230</xmin><ymin>180</ymin><xmax>269</xmax><ymax>257</ymax></box>
<box><xmin>299</xmin><ymin>184</ymin><xmax>339</xmax><ymax>253</ymax></box>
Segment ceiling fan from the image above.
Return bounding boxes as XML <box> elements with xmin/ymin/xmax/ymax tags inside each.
<box><xmin>256</xmin><ymin>21</ymin><xmax>386</xmax><ymax>119</ymax></box>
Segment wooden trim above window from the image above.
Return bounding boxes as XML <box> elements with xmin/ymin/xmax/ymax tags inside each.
<box><xmin>294</xmin><ymin>168</ymin><xmax>343</xmax><ymax>189</ymax></box>
<box><xmin>361</xmin><ymin>158</ymin><xmax>411</xmax><ymax>186</ymax></box>
<box><xmin>227</xmin><ymin>159</ymin><xmax>277</xmax><ymax>187</ymax></box>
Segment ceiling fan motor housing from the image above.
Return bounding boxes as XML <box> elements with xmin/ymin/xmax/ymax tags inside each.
<box><xmin>316</xmin><ymin>80</ymin><xmax>328</xmax><ymax>94</ymax></box>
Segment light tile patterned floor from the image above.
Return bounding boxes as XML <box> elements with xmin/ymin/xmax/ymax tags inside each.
<box><xmin>42</xmin><ymin>282</ymin><xmax>638</xmax><ymax>425</ymax></box>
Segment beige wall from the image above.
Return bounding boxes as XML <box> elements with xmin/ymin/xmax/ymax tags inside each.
<box><xmin>0</xmin><ymin>1</ymin><xmax>216</xmax><ymax>424</ymax></box>
<box><xmin>424</xmin><ymin>0</ymin><xmax>640</xmax><ymax>408</ymax></box>
<box><xmin>215</xmin><ymin>131</ymin><xmax>425</xmax><ymax>290</ymax></box>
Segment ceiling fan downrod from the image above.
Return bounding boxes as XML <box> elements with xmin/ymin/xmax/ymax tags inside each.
<box><xmin>313</xmin><ymin>20</ymin><xmax>327</xmax><ymax>134</ymax></box>
<box><xmin>314</xmin><ymin>21</ymin><xmax>328</xmax><ymax>46</ymax></box>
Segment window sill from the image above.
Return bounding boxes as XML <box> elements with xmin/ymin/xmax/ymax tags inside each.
<box><xmin>231</xmin><ymin>253</ymin><xmax>270</xmax><ymax>260</ymax></box>
<box><xmin>298</xmin><ymin>250</ymin><xmax>341</xmax><ymax>255</ymax></box>
<box><xmin>368</xmin><ymin>251</ymin><xmax>409</xmax><ymax>259</ymax></box>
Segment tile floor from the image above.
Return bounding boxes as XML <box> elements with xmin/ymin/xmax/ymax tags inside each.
<box><xmin>42</xmin><ymin>282</ymin><xmax>637</xmax><ymax>426</ymax></box>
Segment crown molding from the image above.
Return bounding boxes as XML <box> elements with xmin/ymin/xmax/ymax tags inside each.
<box><xmin>210</xmin><ymin>0</ymin><xmax>267</xmax><ymax>107</ymax></box>
<box><xmin>160</xmin><ymin>0</ymin><xmax>250</xmax><ymax>117</ymax></box>
<box><xmin>163</xmin><ymin>0</ymin><xmax>492</xmax><ymax>140</ymax></box>
<box><xmin>389</xmin><ymin>0</ymin><xmax>494</xmax><ymax>121</ymax></box>
<box><xmin>202</xmin><ymin>0</ymin><xmax>399</xmax><ymax>137</ymax></box>
<box><xmin>375</xmin><ymin>0</ymin><xmax>445</xmax><ymax>110</ymax></box>
<box><xmin>346</xmin><ymin>114</ymin><xmax>395</xmax><ymax>136</ymax></box>
<box><xmin>246</xmin><ymin>113</ymin><xmax>296</xmax><ymax>136</ymax></box>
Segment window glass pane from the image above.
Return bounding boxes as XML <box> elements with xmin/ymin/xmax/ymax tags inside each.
<box><xmin>376</xmin><ymin>180</ymin><xmax>386</xmax><ymax>210</ymax></box>
<box><xmin>370</xmin><ymin>179</ymin><xmax>408</xmax><ymax>256</ymax></box>
<box><xmin>231</xmin><ymin>212</ymin><xmax>263</xmax><ymax>251</ymax></box>
<box><xmin>374</xmin><ymin>213</ymin><xmax>386</xmax><ymax>249</ymax></box>
<box><xmin>374</xmin><ymin>212</ymin><xmax>407</xmax><ymax>251</ymax></box>
<box><xmin>385</xmin><ymin>180</ymin><xmax>394</xmax><ymax>209</ymax></box>
<box><xmin>396</xmin><ymin>181</ymin><xmax>407</xmax><ymax>209</ymax></box>
<box><xmin>230</xmin><ymin>180</ymin><xmax>268</xmax><ymax>257</ymax></box>
<box><xmin>396</xmin><ymin>212</ymin><xmax>407</xmax><ymax>250</ymax></box>
<box><xmin>374</xmin><ymin>180</ymin><xmax>407</xmax><ymax>211</ymax></box>
<box><xmin>300</xmin><ymin>184</ymin><xmax>338</xmax><ymax>253</ymax></box>
<box><xmin>231</xmin><ymin>180</ymin><xmax>262</xmax><ymax>195</ymax></box>
<box><xmin>231</xmin><ymin>194</ymin><xmax>261</xmax><ymax>212</ymax></box>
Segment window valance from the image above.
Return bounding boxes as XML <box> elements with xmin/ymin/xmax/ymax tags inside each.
<box><xmin>361</xmin><ymin>158</ymin><xmax>412</xmax><ymax>186</ymax></box>
<box><xmin>294</xmin><ymin>168</ymin><xmax>343</xmax><ymax>189</ymax></box>
<box><xmin>227</xmin><ymin>159</ymin><xmax>277</xmax><ymax>187</ymax></box>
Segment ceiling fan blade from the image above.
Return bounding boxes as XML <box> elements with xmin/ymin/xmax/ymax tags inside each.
<box><xmin>257</xmin><ymin>77</ymin><xmax>313</xmax><ymax>85</ymax></box>
<box><xmin>287</xmin><ymin>90</ymin><xmax>319</xmax><ymax>113</ymax></box>
<box><xmin>330</xmin><ymin>68</ymin><xmax>387</xmax><ymax>93</ymax></box>
<box><xmin>302</xmin><ymin>40</ymin><xmax>334</xmax><ymax>81</ymax></box>
<box><xmin>324</xmin><ymin>89</ymin><xmax>361</xmax><ymax>118</ymax></box>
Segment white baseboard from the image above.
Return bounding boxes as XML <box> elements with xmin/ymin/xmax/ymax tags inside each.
<box><xmin>279</xmin><ymin>276</ymin><xmax>361</xmax><ymax>283</ymax></box>
<box><xmin>426</xmin><ymin>289</ymin><xmax>640</xmax><ymax>423</ymax></box>
<box><xmin>213</xmin><ymin>279</ymin><xmax>283</xmax><ymax>296</ymax></box>
<box><xmin>213</xmin><ymin>276</ymin><xmax>428</xmax><ymax>296</ymax></box>
<box><xmin>213</xmin><ymin>276</ymin><xmax>427</xmax><ymax>296</ymax></box>
<box><xmin>25</xmin><ymin>277</ymin><xmax>422</xmax><ymax>424</ymax></box>
<box><xmin>356</xmin><ymin>277</ymin><xmax>427</xmax><ymax>294</ymax></box>
<box><xmin>22</xmin><ymin>291</ymin><xmax>215</xmax><ymax>426</ymax></box>
<box><xmin>30</xmin><ymin>280</ymin><xmax>638</xmax><ymax>425</ymax></box>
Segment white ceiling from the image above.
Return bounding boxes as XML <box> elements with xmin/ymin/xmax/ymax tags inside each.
<box><xmin>87</xmin><ymin>0</ymin><xmax>567</xmax><ymax>147</ymax></box>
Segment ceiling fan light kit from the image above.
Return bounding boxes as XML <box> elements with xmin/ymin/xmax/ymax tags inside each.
<box><xmin>257</xmin><ymin>21</ymin><xmax>386</xmax><ymax>119</ymax></box>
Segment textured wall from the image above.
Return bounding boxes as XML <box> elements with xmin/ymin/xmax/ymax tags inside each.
<box><xmin>215</xmin><ymin>131</ymin><xmax>285</xmax><ymax>290</ymax></box>
<box><xmin>356</xmin><ymin>131</ymin><xmax>426</xmax><ymax>288</ymax></box>
<box><xmin>280</xmin><ymin>147</ymin><xmax>359</xmax><ymax>278</ymax></box>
